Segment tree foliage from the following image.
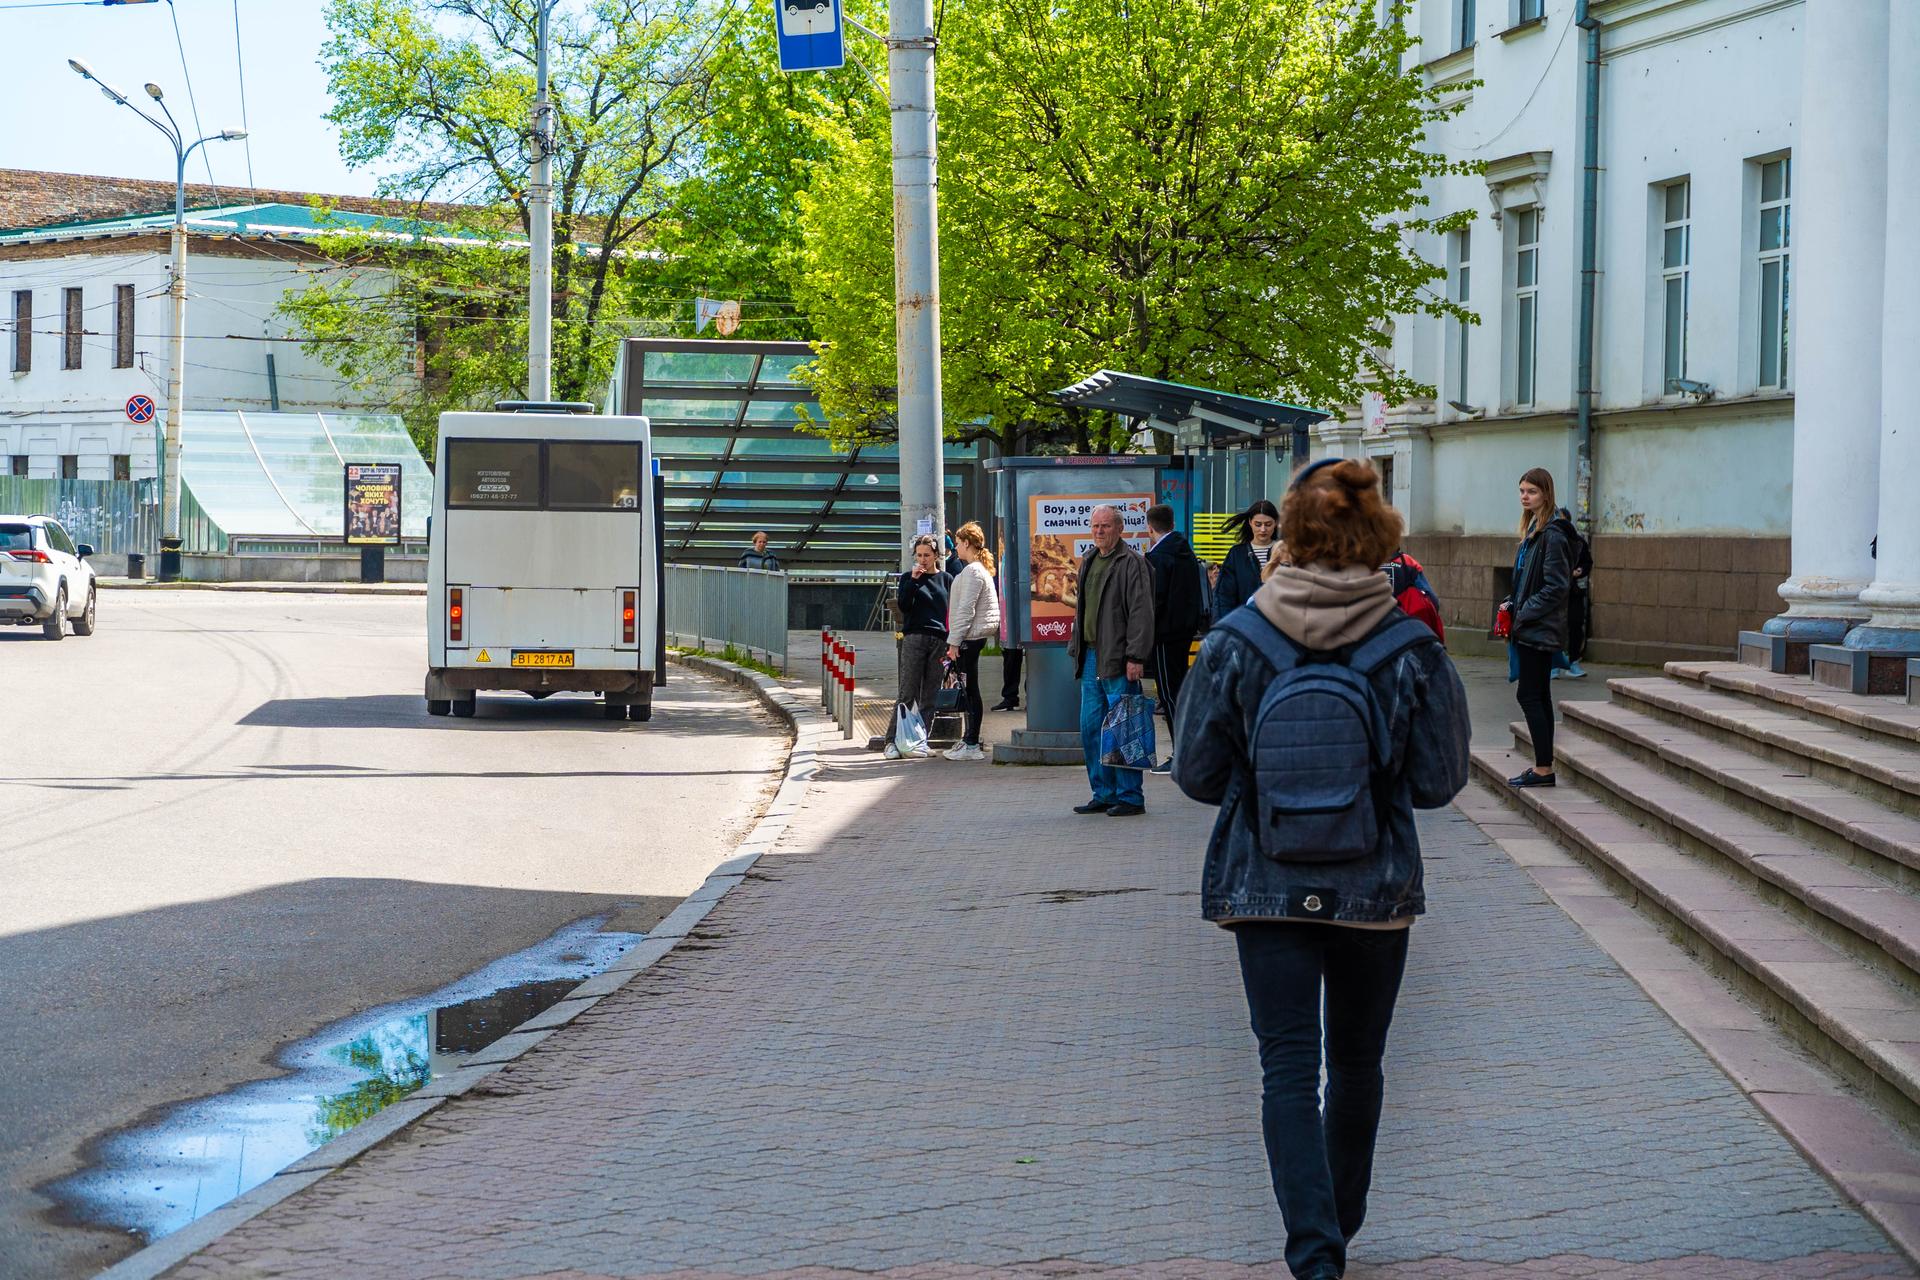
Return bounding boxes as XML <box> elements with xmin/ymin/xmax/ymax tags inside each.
<box><xmin>789</xmin><ymin>0</ymin><xmax>1471</xmax><ymax>453</ymax></box>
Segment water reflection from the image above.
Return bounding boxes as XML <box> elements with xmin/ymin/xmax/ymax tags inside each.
<box><xmin>52</xmin><ymin>919</ymin><xmax>643</xmax><ymax>1243</ymax></box>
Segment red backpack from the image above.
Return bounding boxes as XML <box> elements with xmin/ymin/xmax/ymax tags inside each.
<box><xmin>1384</xmin><ymin>551</ymin><xmax>1445</xmax><ymax>641</ymax></box>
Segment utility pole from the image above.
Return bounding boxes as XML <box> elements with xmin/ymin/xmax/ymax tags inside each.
<box><xmin>67</xmin><ymin>60</ymin><xmax>244</xmax><ymax>582</ymax></box>
<box><xmin>887</xmin><ymin>0</ymin><xmax>945</xmax><ymax>568</ymax></box>
<box><xmin>528</xmin><ymin>0</ymin><xmax>555</xmax><ymax>403</ymax></box>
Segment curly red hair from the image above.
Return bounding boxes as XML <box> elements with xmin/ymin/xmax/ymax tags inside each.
<box><xmin>1280</xmin><ymin>460</ymin><xmax>1404</xmax><ymax>570</ymax></box>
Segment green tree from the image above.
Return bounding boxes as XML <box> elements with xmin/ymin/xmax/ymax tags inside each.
<box><xmin>282</xmin><ymin>0</ymin><xmax>743</xmax><ymax>448</ymax></box>
<box><xmin>788</xmin><ymin>0</ymin><xmax>1471</xmax><ymax>454</ymax></box>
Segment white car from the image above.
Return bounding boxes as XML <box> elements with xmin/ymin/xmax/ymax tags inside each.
<box><xmin>0</xmin><ymin>515</ymin><xmax>98</xmax><ymax>640</ymax></box>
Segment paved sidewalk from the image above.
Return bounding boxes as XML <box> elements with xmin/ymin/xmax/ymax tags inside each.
<box><xmin>166</xmin><ymin>707</ymin><xmax>1905</xmax><ymax>1278</ymax></box>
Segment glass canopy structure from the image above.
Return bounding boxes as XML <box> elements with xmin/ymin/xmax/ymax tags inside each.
<box><xmin>178</xmin><ymin>410</ymin><xmax>432</xmax><ymax>552</ymax></box>
<box><xmin>611</xmin><ymin>338</ymin><xmax>982</xmax><ymax>572</ymax></box>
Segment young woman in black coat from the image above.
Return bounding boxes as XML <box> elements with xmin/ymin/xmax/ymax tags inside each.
<box><xmin>1210</xmin><ymin>499</ymin><xmax>1282</xmax><ymax>621</ymax></box>
<box><xmin>1505</xmin><ymin>467</ymin><xmax>1576</xmax><ymax>788</ymax></box>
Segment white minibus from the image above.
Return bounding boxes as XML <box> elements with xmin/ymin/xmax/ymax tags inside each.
<box><xmin>425</xmin><ymin>404</ymin><xmax>662</xmax><ymax>720</ymax></box>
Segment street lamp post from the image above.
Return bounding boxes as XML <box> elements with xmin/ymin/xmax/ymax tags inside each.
<box><xmin>528</xmin><ymin>0</ymin><xmax>556</xmax><ymax>403</ymax></box>
<box><xmin>67</xmin><ymin>58</ymin><xmax>245</xmax><ymax>582</ymax></box>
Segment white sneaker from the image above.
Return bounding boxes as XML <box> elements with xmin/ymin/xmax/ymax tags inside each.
<box><xmin>945</xmin><ymin>743</ymin><xmax>986</xmax><ymax>761</ymax></box>
<box><xmin>883</xmin><ymin>743</ymin><xmax>901</xmax><ymax>760</ymax></box>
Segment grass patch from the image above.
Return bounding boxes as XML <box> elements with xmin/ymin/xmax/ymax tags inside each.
<box><xmin>674</xmin><ymin>644</ymin><xmax>788</xmax><ymax>680</ymax></box>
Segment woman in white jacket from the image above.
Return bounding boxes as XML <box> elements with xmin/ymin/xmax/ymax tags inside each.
<box><xmin>945</xmin><ymin>521</ymin><xmax>1001</xmax><ymax>761</ymax></box>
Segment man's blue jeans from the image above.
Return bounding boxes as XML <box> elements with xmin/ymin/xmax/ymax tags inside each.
<box><xmin>1079</xmin><ymin>648</ymin><xmax>1145</xmax><ymax>807</ymax></box>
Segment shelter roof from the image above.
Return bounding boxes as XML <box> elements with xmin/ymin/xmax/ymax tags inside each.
<box><xmin>1052</xmin><ymin>369</ymin><xmax>1328</xmax><ymax>442</ymax></box>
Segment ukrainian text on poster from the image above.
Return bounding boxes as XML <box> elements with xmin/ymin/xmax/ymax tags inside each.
<box><xmin>1026</xmin><ymin>493</ymin><xmax>1151</xmax><ymax>644</ymax></box>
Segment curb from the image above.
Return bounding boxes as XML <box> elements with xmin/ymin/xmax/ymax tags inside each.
<box><xmin>99</xmin><ymin>581</ymin><xmax>428</xmax><ymax>597</ymax></box>
<box><xmin>95</xmin><ymin>654</ymin><xmax>828</xmax><ymax>1280</ymax></box>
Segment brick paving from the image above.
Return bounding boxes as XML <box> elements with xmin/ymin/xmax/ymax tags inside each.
<box><xmin>166</xmin><ymin>724</ymin><xmax>1908</xmax><ymax>1279</ymax></box>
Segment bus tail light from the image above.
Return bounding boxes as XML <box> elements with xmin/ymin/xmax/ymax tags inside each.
<box><xmin>448</xmin><ymin>587</ymin><xmax>465</xmax><ymax>645</ymax></box>
<box><xmin>622</xmin><ymin>590</ymin><xmax>637</xmax><ymax>645</ymax></box>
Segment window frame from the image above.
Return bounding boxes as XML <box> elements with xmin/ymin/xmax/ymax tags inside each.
<box><xmin>1457</xmin><ymin>0</ymin><xmax>1476</xmax><ymax>50</ymax></box>
<box><xmin>544</xmin><ymin>441</ymin><xmax>646</xmax><ymax>512</ymax></box>
<box><xmin>1454</xmin><ymin>228</ymin><xmax>1473</xmax><ymax>406</ymax></box>
<box><xmin>10</xmin><ymin>290</ymin><xmax>29</xmax><ymax>373</ymax></box>
<box><xmin>1660</xmin><ymin>179</ymin><xmax>1691</xmax><ymax>393</ymax></box>
<box><xmin>1513</xmin><ymin>208</ymin><xmax>1540</xmax><ymax>409</ymax></box>
<box><xmin>444</xmin><ymin>437</ymin><xmax>547</xmax><ymax>511</ymax></box>
<box><xmin>114</xmin><ymin>284</ymin><xmax>135</xmax><ymax>369</ymax></box>
<box><xmin>1757</xmin><ymin>156</ymin><xmax>1791</xmax><ymax>390</ymax></box>
<box><xmin>61</xmin><ymin>288</ymin><xmax>83</xmax><ymax>371</ymax></box>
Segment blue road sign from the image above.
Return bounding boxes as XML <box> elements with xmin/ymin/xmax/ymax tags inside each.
<box><xmin>125</xmin><ymin>394</ymin><xmax>156</xmax><ymax>424</ymax></box>
<box><xmin>774</xmin><ymin>0</ymin><xmax>845</xmax><ymax>72</ymax></box>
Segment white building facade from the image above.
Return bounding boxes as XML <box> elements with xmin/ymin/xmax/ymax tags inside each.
<box><xmin>1327</xmin><ymin>0</ymin><xmax>1915</xmax><ymax>666</ymax></box>
<box><xmin>0</xmin><ymin>204</ymin><xmax>401</xmax><ymax>482</ymax></box>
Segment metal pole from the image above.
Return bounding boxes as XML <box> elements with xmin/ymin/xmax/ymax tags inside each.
<box><xmin>528</xmin><ymin>0</ymin><xmax>554</xmax><ymax>403</ymax></box>
<box><xmin>1574</xmin><ymin>0</ymin><xmax>1601</xmax><ymax>536</ymax></box>
<box><xmin>889</xmin><ymin>0</ymin><xmax>945</xmax><ymax>569</ymax></box>
<box><xmin>160</xmin><ymin>146</ymin><xmax>189</xmax><ymax>581</ymax></box>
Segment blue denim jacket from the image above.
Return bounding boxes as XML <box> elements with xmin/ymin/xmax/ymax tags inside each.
<box><xmin>1172</xmin><ymin>607</ymin><xmax>1472</xmax><ymax>925</ymax></box>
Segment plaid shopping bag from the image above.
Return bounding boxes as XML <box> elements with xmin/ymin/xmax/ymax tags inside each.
<box><xmin>1098</xmin><ymin>692</ymin><xmax>1158</xmax><ymax>769</ymax></box>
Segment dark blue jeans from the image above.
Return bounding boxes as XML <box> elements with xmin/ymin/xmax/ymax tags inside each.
<box><xmin>1234</xmin><ymin>922</ymin><xmax>1411</xmax><ymax>1280</ymax></box>
<box><xmin>1078</xmin><ymin>648</ymin><xmax>1144</xmax><ymax>806</ymax></box>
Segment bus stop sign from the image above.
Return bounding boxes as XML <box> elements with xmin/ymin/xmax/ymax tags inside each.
<box><xmin>773</xmin><ymin>0</ymin><xmax>844</xmax><ymax>72</ymax></box>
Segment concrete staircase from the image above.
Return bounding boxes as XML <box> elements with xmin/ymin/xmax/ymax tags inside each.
<box><xmin>1470</xmin><ymin>659</ymin><xmax>1920</xmax><ymax>1241</ymax></box>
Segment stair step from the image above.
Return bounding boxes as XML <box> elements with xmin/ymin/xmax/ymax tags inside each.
<box><xmin>1611</xmin><ymin>676</ymin><xmax>1920</xmax><ymax>805</ymax></box>
<box><xmin>1536</xmin><ymin>712</ymin><xmax>1920</xmax><ymax>986</ymax></box>
<box><xmin>1471</xmin><ymin>744</ymin><xmax>1920</xmax><ymax>1123</ymax></box>
<box><xmin>1563</xmin><ymin>699</ymin><xmax>1920</xmax><ymax>884</ymax></box>
<box><xmin>1669</xmin><ymin>660</ymin><xmax>1920</xmax><ymax>748</ymax></box>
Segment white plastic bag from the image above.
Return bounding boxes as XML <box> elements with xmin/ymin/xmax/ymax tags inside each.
<box><xmin>894</xmin><ymin>702</ymin><xmax>928</xmax><ymax>755</ymax></box>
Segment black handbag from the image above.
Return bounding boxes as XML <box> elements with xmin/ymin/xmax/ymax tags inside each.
<box><xmin>934</xmin><ymin>671</ymin><xmax>966</xmax><ymax>713</ymax></box>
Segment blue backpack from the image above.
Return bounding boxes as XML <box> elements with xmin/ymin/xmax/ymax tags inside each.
<box><xmin>1215</xmin><ymin>610</ymin><xmax>1437</xmax><ymax>863</ymax></box>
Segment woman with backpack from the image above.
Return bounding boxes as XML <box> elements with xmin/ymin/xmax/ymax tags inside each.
<box><xmin>1503</xmin><ymin>469</ymin><xmax>1577</xmax><ymax>788</ymax></box>
<box><xmin>882</xmin><ymin>535</ymin><xmax>951</xmax><ymax>760</ymax></box>
<box><xmin>1173</xmin><ymin>460</ymin><xmax>1469</xmax><ymax>1280</ymax></box>
<box><xmin>944</xmin><ymin>521</ymin><xmax>1001</xmax><ymax>762</ymax></box>
<box><xmin>1211</xmin><ymin>498</ymin><xmax>1283</xmax><ymax>620</ymax></box>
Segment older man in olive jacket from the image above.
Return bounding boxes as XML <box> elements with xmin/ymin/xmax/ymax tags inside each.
<box><xmin>1068</xmin><ymin>505</ymin><xmax>1156</xmax><ymax>816</ymax></box>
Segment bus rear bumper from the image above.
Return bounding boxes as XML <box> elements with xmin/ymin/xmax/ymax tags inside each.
<box><xmin>426</xmin><ymin>667</ymin><xmax>653</xmax><ymax>697</ymax></box>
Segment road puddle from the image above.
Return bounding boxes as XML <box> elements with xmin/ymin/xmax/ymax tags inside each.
<box><xmin>49</xmin><ymin>917</ymin><xmax>644</xmax><ymax>1244</ymax></box>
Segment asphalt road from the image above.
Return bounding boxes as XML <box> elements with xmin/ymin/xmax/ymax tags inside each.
<box><xmin>0</xmin><ymin>591</ymin><xmax>786</xmax><ymax>1280</ymax></box>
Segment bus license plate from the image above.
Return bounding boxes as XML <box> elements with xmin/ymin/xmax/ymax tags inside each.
<box><xmin>511</xmin><ymin>651</ymin><xmax>575</xmax><ymax>668</ymax></box>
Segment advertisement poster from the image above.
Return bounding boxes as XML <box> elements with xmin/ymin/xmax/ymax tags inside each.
<box><xmin>1027</xmin><ymin>493</ymin><xmax>1151</xmax><ymax>644</ymax></box>
<box><xmin>343</xmin><ymin>463</ymin><xmax>403</xmax><ymax>546</ymax></box>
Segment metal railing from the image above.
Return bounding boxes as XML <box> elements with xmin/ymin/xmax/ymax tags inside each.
<box><xmin>0</xmin><ymin>477</ymin><xmax>161</xmax><ymax>556</ymax></box>
<box><xmin>663</xmin><ymin>564</ymin><xmax>789</xmax><ymax>669</ymax></box>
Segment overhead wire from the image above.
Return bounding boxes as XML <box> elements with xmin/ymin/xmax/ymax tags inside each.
<box><xmin>164</xmin><ymin>0</ymin><xmax>221</xmax><ymax>195</ymax></box>
<box><xmin>230</xmin><ymin>0</ymin><xmax>256</xmax><ymax>193</ymax></box>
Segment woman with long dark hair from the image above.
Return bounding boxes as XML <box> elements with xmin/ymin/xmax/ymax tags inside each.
<box><xmin>883</xmin><ymin>535</ymin><xmax>951</xmax><ymax>760</ymax></box>
<box><xmin>1211</xmin><ymin>498</ymin><xmax>1282</xmax><ymax>620</ymax></box>
<box><xmin>1505</xmin><ymin>468</ymin><xmax>1577</xmax><ymax>787</ymax></box>
<box><xmin>1174</xmin><ymin>460</ymin><xmax>1469</xmax><ymax>1280</ymax></box>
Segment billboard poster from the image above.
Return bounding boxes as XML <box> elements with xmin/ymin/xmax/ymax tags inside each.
<box><xmin>343</xmin><ymin>463</ymin><xmax>403</xmax><ymax>546</ymax></box>
<box><xmin>1026</xmin><ymin>493</ymin><xmax>1152</xmax><ymax>644</ymax></box>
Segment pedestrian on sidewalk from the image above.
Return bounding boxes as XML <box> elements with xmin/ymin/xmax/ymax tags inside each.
<box><xmin>1549</xmin><ymin>504</ymin><xmax>1593</xmax><ymax>680</ymax></box>
<box><xmin>944</xmin><ymin>521</ymin><xmax>1000</xmax><ymax>761</ymax></box>
<box><xmin>1144</xmin><ymin>503</ymin><xmax>1204</xmax><ymax>776</ymax></box>
<box><xmin>1212</xmin><ymin>499</ymin><xmax>1282</xmax><ymax>620</ymax></box>
<box><xmin>994</xmin><ymin>645</ymin><xmax>1023</xmax><ymax>711</ymax></box>
<box><xmin>883</xmin><ymin>535</ymin><xmax>951</xmax><ymax>760</ymax></box>
<box><xmin>1505</xmin><ymin>470</ymin><xmax>1576</xmax><ymax>787</ymax></box>
<box><xmin>738</xmin><ymin>531</ymin><xmax>782</xmax><ymax>573</ymax></box>
<box><xmin>1172</xmin><ymin>458</ymin><xmax>1470</xmax><ymax>1280</ymax></box>
<box><xmin>1069</xmin><ymin>504</ymin><xmax>1156</xmax><ymax>817</ymax></box>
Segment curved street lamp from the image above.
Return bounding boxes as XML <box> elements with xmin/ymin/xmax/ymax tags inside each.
<box><xmin>68</xmin><ymin>58</ymin><xmax>246</xmax><ymax>581</ymax></box>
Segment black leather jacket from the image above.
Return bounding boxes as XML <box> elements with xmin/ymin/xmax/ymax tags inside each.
<box><xmin>1172</xmin><ymin>607</ymin><xmax>1471</xmax><ymax>925</ymax></box>
<box><xmin>1211</xmin><ymin>541</ymin><xmax>1265</xmax><ymax>622</ymax></box>
<box><xmin>1511</xmin><ymin>516</ymin><xmax>1575</xmax><ymax>652</ymax></box>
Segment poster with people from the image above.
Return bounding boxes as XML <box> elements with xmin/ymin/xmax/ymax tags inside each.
<box><xmin>1026</xmin><ymin>493</ymin><xmax>1151</xmax><ymax>643</ymax></box>
<box><xmin>343</xmin><ymin>463</ymin><xmax>403</xmax><ymax>546</ymax></box>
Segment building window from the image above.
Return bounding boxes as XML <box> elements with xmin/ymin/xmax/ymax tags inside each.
<box><xmin>1457</xmin><ymin>0</ymin><xmax>1476</xmax><ymax>49</ymax></box>
<box><xmin>1517</xmin><ymin>0</ymin><xmax>1544</xmax><ymax>21</ymax></box>
<box><xmin>1513</xmin><ymin>207</ymin><xmax>1539</xmax><ymax>408</ymax></box>
<box><xmin>1661</xmin><ymin>180</ymin><xmax>1691</xmax><ymax>392</ymax></box>
<box><xmin>60</xmin><ymin>455</ymin><xmax>79</xmax><ymax>480</ymax></box>
<box><xmin>10</xmin><ymin>290</ymin><xmax>28</xmax><ymax>373</ymax></box>
<box><xmin>62</xmin><ymin>287</ymin><xmax>83</xmax><ymax>370</ymax></box>
<box><xmin>1455</xmin><ymin>228</ymin><xmax>1472</xmax><ymax>404</ymax></box>
<box><xmin>1758</xmin><ymin>156</ymin><xmax>1791</xmax><ymax>389</ymax></box>
<box><xmin>9</xmin><ymin>456</ymin><xmax>26</xmax><ymax>477</ymax></box>
<box><xmin>113</xmin><ymin>454</ymin><xmax>131</xmax><ymax>481</ymax></box>
<box><xmin>114</xmin><ymin>284</ymin><xmax>135</xmax><ymax>369</ymax></box>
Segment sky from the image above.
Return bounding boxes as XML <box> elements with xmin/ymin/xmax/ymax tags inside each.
<box><xmin>0</xmin><ymin>0</ymin><xmax>384</xmax><ymax>198</ymax></box>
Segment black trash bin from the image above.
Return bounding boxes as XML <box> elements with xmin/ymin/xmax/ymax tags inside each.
<box><xmin>126</xmin><ymin>553</ymin><xmax>146</xmax><ymax>580</ymax></box>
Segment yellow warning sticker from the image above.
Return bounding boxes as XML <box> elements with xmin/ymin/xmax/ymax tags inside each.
<box><xmin>475</xmin><ymin>649</ymin><xmax>492</xmax><ymax>664</ymax></box>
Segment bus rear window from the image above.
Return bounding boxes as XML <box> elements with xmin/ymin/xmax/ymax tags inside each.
<box><xmin>447</xmin><ymin>440</ymin><xmax>541</xmax><ymax>509</ymax></box>
<box><xmin>548</xmin><ymin>443</ymin><xmax>642</xmax><ymax>510</ymax></box>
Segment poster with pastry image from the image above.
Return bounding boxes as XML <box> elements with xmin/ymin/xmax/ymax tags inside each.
<box><xmin>1027</xmin><ymin>493</ymin><xmax>1152</xmax><ymax>643</ymax></box>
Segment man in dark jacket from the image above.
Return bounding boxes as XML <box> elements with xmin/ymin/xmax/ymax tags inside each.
<box><xmin>1068</xmin><ymin>505</ymin><xmax>1156</xmax><ymax>817</ymax></box>
<box><xmin>1143</xmin><ymin>504</ymin><xmax>1204</xmax><ymax>773</ymax></box>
